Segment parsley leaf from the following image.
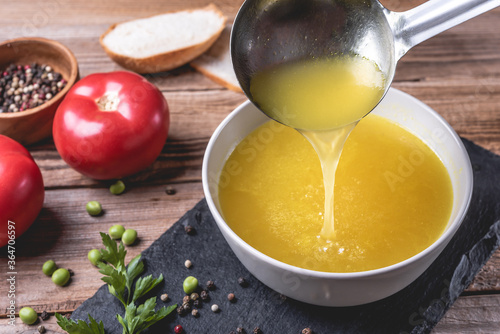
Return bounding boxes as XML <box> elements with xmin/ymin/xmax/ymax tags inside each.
<box><xmin>126</xmin><ymin>254</ymin><xmax>144</xmax><ymax>302</ymax></box>
<box><xmin>127</xmin><ymin>255</ymin><xmax>144</xmax><ymax>284</ymax></box>
<box><xmin>132</xmin><ymin>273</ymin><xmax>164</xmax><ymax>303</ymax></box>
<box><xmin>118</xmin><ymin>297</ymin><xmax>176</xmax><ymax>334</ymax></box>
<box><xmin>98</xmin><ymin>261</ymin><xmax>128</xmax><ymax>306</ymax></box>
<box><xmin>55</xmin><ymin>313</ymin><xmax>105</xmax><ymax>334</ymax></box>
<box><xmin>99</xmin><ymin>232</ymin><xmax>126</xmax><ymax>268</ymax></box>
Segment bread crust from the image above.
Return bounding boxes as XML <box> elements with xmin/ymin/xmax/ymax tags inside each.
<box><xmin>190</xmin><ymin>25</ymin><xmax>243</xmax><ymax>93</ymax></box>
<box><xmin>100</xmin><ymin>4</ymin><xmax>226</xmax><ymax>74</ymax></box>
<box><xmin>191</xmin><ymin>63</ymin><xmax>243</xmax><ymax>93</ymax></box>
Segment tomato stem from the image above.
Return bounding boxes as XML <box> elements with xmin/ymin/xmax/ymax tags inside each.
<box><xmin>96</xmin><ymin>92</ymin><xmax>120</xmax><ymax>111</ymax></box>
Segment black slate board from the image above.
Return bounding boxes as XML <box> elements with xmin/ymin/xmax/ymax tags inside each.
<box><xmin>72</xmin><ymin>138</ymin><xmax>500</xmax><ymax>334</ymax></box>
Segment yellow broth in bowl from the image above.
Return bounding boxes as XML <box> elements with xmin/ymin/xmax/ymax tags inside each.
<box><xmin>218</xmin><ymin>115</ymin><xmax>453</xmax><ymax>273</ymax></box>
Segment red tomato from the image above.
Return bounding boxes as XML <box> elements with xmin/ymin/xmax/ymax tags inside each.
<box><xmin>0</xmin><ymin>135</ymin><xmax>44</xmax><ymax>248</ymax></box>
<box><xmin>52</xmin><ymin>71</ymin><xmax>169</xmax><ymax>180</ymax></box>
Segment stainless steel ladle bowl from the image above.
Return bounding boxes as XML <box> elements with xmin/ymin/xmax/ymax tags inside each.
<box><xmin>231</xmin><ymin>0</ymin><xmax>500</xmax><ymax>124</ymax></box>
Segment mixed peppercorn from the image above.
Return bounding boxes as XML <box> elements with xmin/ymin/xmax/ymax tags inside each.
<box><xmin>0</xmin><ymin>63</ymin><xmax>67</xmax><ymax>113</ymax></box>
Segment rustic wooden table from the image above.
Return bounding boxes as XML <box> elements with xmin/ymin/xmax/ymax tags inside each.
<box><xmin>1</xmin><ymin>0</ymin><xmax>499</xmax><ymax>333</ymax></box>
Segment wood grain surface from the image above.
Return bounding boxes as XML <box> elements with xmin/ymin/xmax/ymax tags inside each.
<box><xmin>0</xmin><ymin>0</ymin><xmax>499</xmax><ymax>333</ymax></box>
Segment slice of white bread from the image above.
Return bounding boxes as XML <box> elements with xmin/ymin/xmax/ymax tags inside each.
<box><xmin>190</xmin><ymin>25</ymin><xmax>243</xmax><ymax>93</ymax></box>
<box><xmin>100</xmin><ymin>4</ymin><xmax>226</xmax><ymax>73</ymax></box>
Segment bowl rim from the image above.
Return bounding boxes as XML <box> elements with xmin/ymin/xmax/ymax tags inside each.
<box><xmin>0</xmin><ymin>37</ymin><xmax>79</xmax><ymax>119</ymax></box>
<box><xmin>202</xmin><ymin>87</ymin><xmax>474</xmax><ymax>279</ymax></box>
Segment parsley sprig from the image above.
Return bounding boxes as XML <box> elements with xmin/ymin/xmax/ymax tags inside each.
<box><xmin>55</xmin><ymin>313</ymin><xmax>105</xmax><ymax>334</ymax></box>
<box><xmin>56</xmin><ymin>233</ymin><xmax>176</xmax><ymax>334</ymax></box>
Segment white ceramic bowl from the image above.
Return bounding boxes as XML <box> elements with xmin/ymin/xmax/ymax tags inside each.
<box><xmin>202</xmin><ymin>88</ymin><xmax>473</xmax><ymax>306</ymax></box>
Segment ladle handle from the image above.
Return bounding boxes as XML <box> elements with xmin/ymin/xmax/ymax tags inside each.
<box><xmin>387</xmin><ymin>0</ymin><xmax>500</xmax><ymax>60</ymax></box>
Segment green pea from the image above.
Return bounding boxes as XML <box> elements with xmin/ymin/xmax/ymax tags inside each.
<box><xmin>42</xmin><ymin>260</ymin><xmax>57</xmax><ymax>276</ymax></box>
<box><xmin>183</xmin><ymin>276</ymin><xmax>199</xmax><ymax>294</ymax></box>
<box><xmin>52</xmin><ymin>268</ymin><xmax>70</xmax><ymax>286</ymax></box>
<box><xmin>110</xmin><ymin>180</ymin><xmax>126</xmax><ymax>195</ymax></box>
<box><xmin>108</xmin><ymin>224</ymin><xmax>125</xmax><ymax>239</ymax></box>
<box><xmin>86</xmin><ymin>201</ymin><xmax>102</xmax><ymax>216</ymax></box>
<box><xmin>88</xmin><ymin>249</ymin><xmax>102</xmax><ymax>266</ymax></box>
<box><xmin>19</xmin><ymin>306</ymin><xmax>37</xmax><ymax>325</ymax></box>
<box><xmin>121</xmin><ymin>229</ymin><xmax>137</xmax><ymax>246</ymax></box>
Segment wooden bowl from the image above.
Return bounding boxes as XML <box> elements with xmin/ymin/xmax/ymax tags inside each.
<box><xmin>0</xmin><ymin>37</ymin><xmax>79</xmax><ymax>145</ymax></box>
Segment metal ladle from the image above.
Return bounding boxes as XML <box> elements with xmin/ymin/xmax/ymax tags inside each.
<box><xmin>231</xmin><ymin>0</ymin><xmax>500</xmax><ymax>127</ymax></box>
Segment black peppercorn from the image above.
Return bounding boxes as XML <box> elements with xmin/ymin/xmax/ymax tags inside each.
<box><xmin>40</xmin><ymin>310</ymin><xmax>50</xmax><ymax>321</ymax></box>
<box><xmin>200</xmin><ymin>290</ymin><xmax>210</xmax><ymax>301</ymax></box>
<box><xmin>193</xmin><ymin>299</ymin><xmax>202</xmax><ymax>308</ymax></box>
<box><xmin>238</xmin><ymin>277</ymin><xmax>249</xmax><ymax>287</ymax></box>
<box><xmin>176</xmin><ymin>305</ymin><xmax>186</xmax><ymax>316</ymax></box>
<box><xmin>206</xmin><ymin>280</ymin><xmax>215</xmax><ymax>290</ymax></box>
<box><xmin>253</xmin><ymin>327</ymin><xmax>263</xmax><ymax>334</ymax></box>
<box><xmin>185</xmin><ymin>225</ymin><xmax>196</xmax><ymax>235</ymax></box>
<box><xmin>165</xmin><ymin>186</ymin><xmax>176</xmax><ymax>195</ymax></box>
<box><xmin>236</xmin><ymin>327</ymin><xmax>246</xmax><ymax>334</ymax></box>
